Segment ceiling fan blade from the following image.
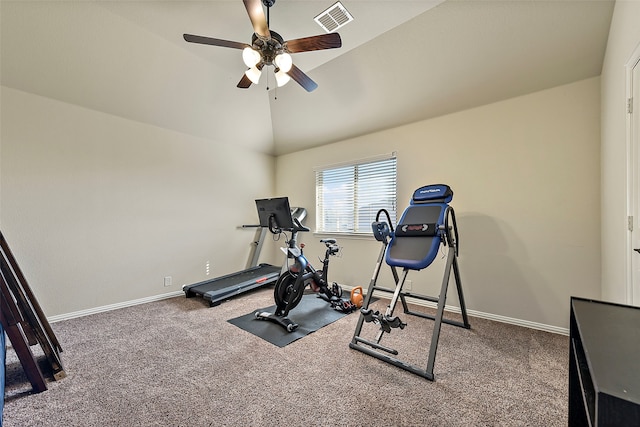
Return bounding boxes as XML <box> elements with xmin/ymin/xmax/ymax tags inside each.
<box><xmin>183</xmin><ymin>34</ymin><xmax>249</xmax><ymax>50</ymax></box>
<box><xmin>287</xmin><ymin>64</ymin><xmax>318</xmax><ymax>92</ymax></box>
<box><xmin>237</xmin><ymin>74</ymin><xmax>253</xmax><ymax>89</ymax></box>
<box><xmin>285</xmin><ymin>33</ymin><xmax>342</xmax><ymax>53</ymax></box>
<box><xmin>243</xmin><ymin>0</ymin><xmax>270</xmax><ymax>40</ymax></box>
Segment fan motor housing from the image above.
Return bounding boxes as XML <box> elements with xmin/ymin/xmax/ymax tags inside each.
<box><xmin>252</xmin><ymin>31</ymin><xmax>285</xmax><ymax>65</ymax></box>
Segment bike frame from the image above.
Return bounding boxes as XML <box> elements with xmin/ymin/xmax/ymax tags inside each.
<box><xmin>278</xmin><ymin>242</ymin><xmax>336</xmax><ymax>317</ymax></box>
<box><xmin>254</xmin><ymin>215</ymin><xmax>345</xmax><ymax>332</ymax></box>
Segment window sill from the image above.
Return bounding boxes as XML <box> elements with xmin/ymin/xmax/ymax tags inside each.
<box><xmin>313</xmin><ymin>232</ymin><xmax>375</xmax><ymax>241</ymax></box>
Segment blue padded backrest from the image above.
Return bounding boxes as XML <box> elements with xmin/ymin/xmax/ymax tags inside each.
<box><xmin>385</xmin><ymin>185</ymin><xmax>452</xmax><ymax>270</ymax></box>
<box><xmin>411</xmin><ymin>184</ymin><xmax>453</xmax><ymax>204</ymax></box>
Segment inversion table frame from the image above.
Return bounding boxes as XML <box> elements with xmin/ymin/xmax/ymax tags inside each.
<box><xmin>349</xmin><ymin>184</ymin><xmax>470</xmax><ymax>381</ymax></box>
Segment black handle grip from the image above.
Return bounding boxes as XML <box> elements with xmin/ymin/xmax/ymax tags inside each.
<box><xmin>294</xmin><ymin>218</ymin><xmax>310</xmax><ymax>232</ymax></box>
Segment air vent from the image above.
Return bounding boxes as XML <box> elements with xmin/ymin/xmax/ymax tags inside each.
<box><xmin>314</xmin><ymin>1</ymin><xmax>354</xmax><ymax>33</ymax></box>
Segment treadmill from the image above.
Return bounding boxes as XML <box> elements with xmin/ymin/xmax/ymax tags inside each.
<box><xmin>183</xmin><ymin>201</ymin><xmax>306</xmax><ymax>307</ymax></box>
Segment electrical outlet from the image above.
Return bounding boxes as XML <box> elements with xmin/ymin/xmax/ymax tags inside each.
<box><xmin>404</xmin><ymin>280</ymin><xmax>412</xmax><ymax>291</ymax></box>
<box><xmin>164</xmin><ymin>276</ymin><xmax>172</xmax><ymax>287</ymax></box>
<box><xmin>206</xmin><ymin>261</ymin><xmax>210</xmax><ymax>276</ymax></box>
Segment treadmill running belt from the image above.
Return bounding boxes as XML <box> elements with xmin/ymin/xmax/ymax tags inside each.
<box><xmin>184</xmin><ymin>264</ymin><xmax>281</xmax><ymax>306</ymax></box>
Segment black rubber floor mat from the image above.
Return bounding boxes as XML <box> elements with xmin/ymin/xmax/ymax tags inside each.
<box><xmin>227</xmin><ymin>295</ymin><xmax>352</xmax><ymax>347</ymax></box>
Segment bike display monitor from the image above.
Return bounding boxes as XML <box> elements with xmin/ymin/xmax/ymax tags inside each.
<box><xmin>255</xmin><ymin>197</ymin><xmax>295</xmax><ymax>231</ymax></box>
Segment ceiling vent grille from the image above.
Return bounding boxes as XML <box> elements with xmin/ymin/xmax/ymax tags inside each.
<box><xmin>314</xmin><ymin>2</ymin><xmax>354</xmax><ymax>33</ymax></box>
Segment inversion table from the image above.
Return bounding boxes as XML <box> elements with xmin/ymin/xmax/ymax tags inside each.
<box><xmin>349</xmin><ymin>184</ymin><xmax>470</xmax><ymax>381</ymax></box>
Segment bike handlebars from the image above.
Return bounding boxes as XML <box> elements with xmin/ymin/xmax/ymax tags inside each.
<box><xmin>293</xmin><ymin>217</ymin><xmax>310</xmax><ymax>232</ymax></box>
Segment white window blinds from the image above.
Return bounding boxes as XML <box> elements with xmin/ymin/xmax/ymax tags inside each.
<box><xmin>316</xmin><ymin>155</ymin><xmax>397</xmax><ymax>234</ymax></box>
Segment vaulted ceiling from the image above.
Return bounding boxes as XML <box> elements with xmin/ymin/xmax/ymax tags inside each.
<box><xmin>1</xmin><ymin>0</ymin><xmax>615</xmax><ymax>156</ymax></box>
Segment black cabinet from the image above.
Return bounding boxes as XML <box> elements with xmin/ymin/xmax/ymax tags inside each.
<box><xmin>569</xmin><ymin>297</ymin><xmax>640</xmax><ymax>426</ymax></box>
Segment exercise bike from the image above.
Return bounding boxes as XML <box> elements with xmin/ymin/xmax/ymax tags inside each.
<box><xmin>255</xmin><ymin>215</ymin><xmax>354</xmax><ymax>332</ymax></box>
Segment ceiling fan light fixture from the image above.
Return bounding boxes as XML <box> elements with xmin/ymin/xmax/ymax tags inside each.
<box><xmin>274</xmin><ymin>53</ymin><xmax>292</xmax><ymax>73</ymax></box>
<box><xmin>275</xmin><ymin>69</ymin><xmax>291</xmax><ymax>87</ymax></box>
<box><xmin>242</xmin><ymin>47</ymin><xmax>261</xmax><ymax>67</ymax></box>
<box><xmin>184</xmin><ymin>0</ymin><xmax>342</xmax><ymax>92</ymax></box>
<box><xmin>245</xmin><ymin>66</ymin><xmax>262</xmax><ymax>84</ymax></box>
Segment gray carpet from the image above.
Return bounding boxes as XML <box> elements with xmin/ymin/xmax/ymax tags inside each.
<box><xmin>3</xmin><ymin>287</ymin><xmax>569</xmax><ymax>426</ymax></box>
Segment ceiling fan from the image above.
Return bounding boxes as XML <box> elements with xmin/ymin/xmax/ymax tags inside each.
<box><xmin>183</xmin><ymin>0</ymin><xmax>342</xmax><ymax>92</ymax></box>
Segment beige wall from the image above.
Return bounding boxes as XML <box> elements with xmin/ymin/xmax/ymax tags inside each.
<box><xmin>1</xmin><ymin>77</ymin><xmax>602</xmax><ymax>329</ymax></box>
<box><xmin>275</xmin><ymin>77</ymin><xmax>601</xmax><ymax>330</ymax></box>
<box><xmin>600</xmin><ymin>1</ymin><xmax>640</xmax><ymax>304</ymax></box>
<box><xmin>1</xmin><ymin>86</ymin><xmax>275</xmax><ymax>317</ymax></box>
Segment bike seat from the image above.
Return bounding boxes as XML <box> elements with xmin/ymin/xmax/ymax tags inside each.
<box><xmin>321</xmin><ymin>238</ymin><xmax>337</xmax><ymax>245</ymax></box>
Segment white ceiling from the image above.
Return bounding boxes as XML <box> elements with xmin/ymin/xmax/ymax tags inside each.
<box><xmin>1</xmin><ymin>0</ymin><xmax>614</xmax><ymax>156</ymax></box>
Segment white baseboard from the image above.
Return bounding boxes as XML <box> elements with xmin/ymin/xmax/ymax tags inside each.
<box><xmin>358</xmin><ymin>287</ymin><xmax>569</xmax><ymax>336</ymax></box>
<box><xmin>47</xmin><ymin>290</ymin><xmax>184</xmax><ymax>323</ymax></box>
<box><xmin>48</xmin><ymin>287</ymin><xmax>569</xmax><ymax>336</ymax></box>
<box><xmin>462</xmin><ymin>306</ymin><xmax>569</xmax><ymax>336</ymax></box>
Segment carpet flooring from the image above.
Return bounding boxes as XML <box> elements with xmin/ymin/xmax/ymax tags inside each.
<box><xmin>3</xmin><ymin>287</ymin><xmax>569</xmax><ymax>426</ymax></box>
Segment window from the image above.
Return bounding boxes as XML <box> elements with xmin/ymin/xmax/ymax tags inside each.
<box><xmin>316</xmin><ymin>154</ymin><xmax>397</xmax><ymax>234</ymax></box>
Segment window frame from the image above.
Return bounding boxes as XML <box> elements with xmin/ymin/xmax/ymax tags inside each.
<box><xmin>315</xmin><ymin>153</ymin><xmax>397</xmax><ymax>236</ymax></box>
